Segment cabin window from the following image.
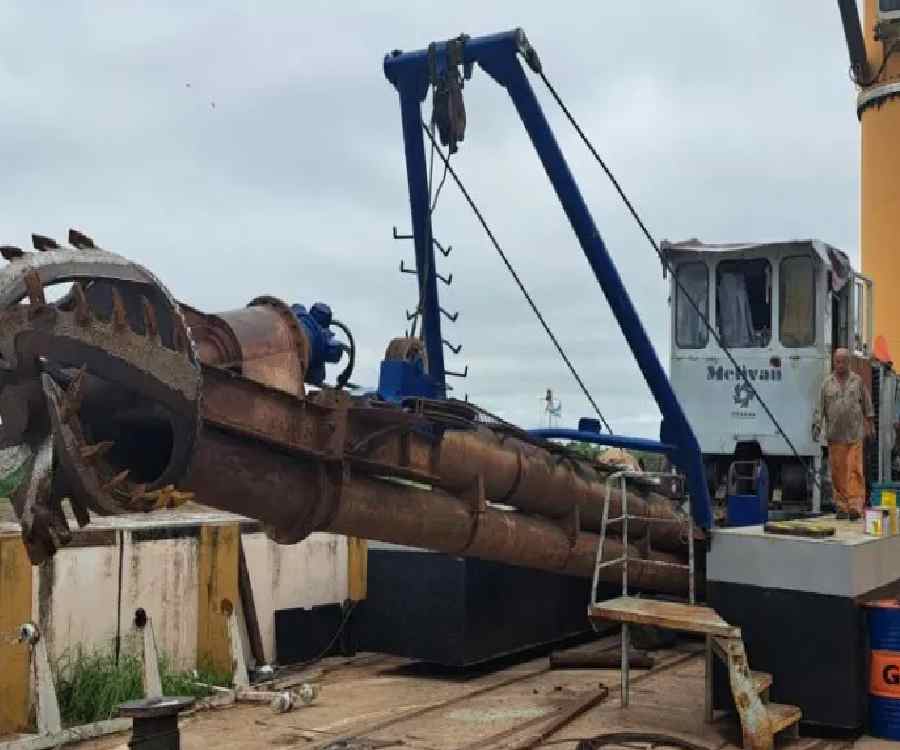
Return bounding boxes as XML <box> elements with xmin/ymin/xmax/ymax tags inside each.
<box><xmin>716</xmin><ymin>259</ymin><xmax>771</xmax><ymax>348</ymax></box>
<box><xmin>779</xmin><ymin>256</ymin><xmax>815</xmax><ymax>347</ymax></box>
<box><xmin>675</xmin><ymin>262</ymin><xmax>708</xmax><ymax>349</ymax></box>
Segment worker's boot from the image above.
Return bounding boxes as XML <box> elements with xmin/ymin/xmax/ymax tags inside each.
<box><xmin>849</xmin><ymin>510</ymin><xmax>861</xmax><ymax>521</ymax></box>
<box><xmin>836</xmin><ymin>511</ymin><xmax>849</xmax><ymax>520</ymax></box>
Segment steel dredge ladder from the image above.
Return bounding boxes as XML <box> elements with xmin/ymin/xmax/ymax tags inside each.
<box><xmin>586</xmin><ymin>471</ymin><xmax>801</xmax><ymax>750</ymax></box>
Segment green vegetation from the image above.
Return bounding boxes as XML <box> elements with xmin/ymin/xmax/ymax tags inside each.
<box><xmin>53</xmin><ymin>647</ymin><xmax>231</xmax><ymax>726</ymax></box>
<box><xmin>0</xmin><ymin>459</ymin><xmax>27</xmax><ymax>500</ymax></box>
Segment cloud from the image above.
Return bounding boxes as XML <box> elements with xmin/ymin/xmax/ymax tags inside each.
<box><xmin>0</xmin><ymin>2</ymin><xmax>859</xmax><ymax>437</ymax></box>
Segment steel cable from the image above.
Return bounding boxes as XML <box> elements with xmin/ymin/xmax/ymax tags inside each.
<box><xmin>537</xmin><ymin>69</ymin><xmax>828</xmax><ymax>500</ymax></box>
<box><xmin>421</xmin><ymin>120</ymin><xmax>613</xmax><ymax>433</ymax></box>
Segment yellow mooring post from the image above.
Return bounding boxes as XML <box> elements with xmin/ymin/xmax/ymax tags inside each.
<box><xmin>860</xmin><ymin>0</ymin><xmax>900</xmax><ymax>357</ymax></box>
<box><xmin>0</xmin><ymin>535</ymin><xmax>33</xmax><ymax>733</ymax></box>
<box><xmin>197</xmin><ymin>524</ymin><xmax>240</xmax><ymax>678</ymax></box>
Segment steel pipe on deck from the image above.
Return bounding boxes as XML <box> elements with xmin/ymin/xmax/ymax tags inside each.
<box><xmin>182</xmin><ymin>302</ymin><xmax>687</xmax><ymax>553</ymax></box>
<box><xmin>436</xmin><ymin>427</ymin><xmax>688</xmax><ymax>551</ymax></box>
<box><xmin>183</xmin><ymin>428</ymin><xmax>691</xmax><ymax>595</ymax></box>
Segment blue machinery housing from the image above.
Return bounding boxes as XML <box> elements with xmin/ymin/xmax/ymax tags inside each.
<box><xmin>383</xmin><ymin>29</ymin><xmax>712</xmax><ymax>528</ymax></box>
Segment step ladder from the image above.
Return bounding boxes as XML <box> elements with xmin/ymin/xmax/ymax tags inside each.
<box><xmin>587</xmin><ymin>471</ymin><xmax>801</xmax><ymax>750</ymax></box>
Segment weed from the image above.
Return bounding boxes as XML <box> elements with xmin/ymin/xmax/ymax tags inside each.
<box><xmin>53</xmin><ymin>646</ymin><xmax>232</xmax><ymax>726</ymax></box>
<box><xmin>0</xmin><ymin>459</ymin><xmax>27</xmax><ymax>499</ymax></box>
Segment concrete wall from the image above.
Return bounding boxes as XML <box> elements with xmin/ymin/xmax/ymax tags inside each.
<box><xmin>9</xmin><ymin>519</ymin><xmax>349</xmax><ymax>670</ymax></box>
<box><xmin>0</xmin><ymin>513</ymin><xmax>355</xmax><ymax>735</ymax></box>
<box><xmin>39</xmin><ymin>543</ymin><xmax>120</xmax><ymax>667</ymax></box>
<box><xmin>120</xmin><ymin>533</ymin><xmax>201</xmax><ymax>670</ymax></box>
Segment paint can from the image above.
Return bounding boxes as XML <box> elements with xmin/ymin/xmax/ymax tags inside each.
<box><xmin>865</xmin><ymin>507</ymin><xmax>899</xmax><ymax>536</ymax></box>
<box><xmin>870</xmin><ymin>482</ymin><xmax>900</xmax><ymax>508</ymax></box>
<box><xmin>866</xmin><ymin>599</ymin><xmax>900</xmax><ymax>739</ymax></box>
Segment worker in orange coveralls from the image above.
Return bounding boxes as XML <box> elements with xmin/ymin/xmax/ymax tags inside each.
<box><xmin>813</xmin><ymin>348</ymin><xmax>874</xmax><ymax>520</ymax></box>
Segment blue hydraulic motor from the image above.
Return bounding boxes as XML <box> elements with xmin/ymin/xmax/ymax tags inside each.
<box><xmin>290</xmin><ymin>302</ymin><xmax>354</xmax><ymax>387</ymax></box>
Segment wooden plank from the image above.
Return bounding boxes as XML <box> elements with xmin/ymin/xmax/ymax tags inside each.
<box><xmin>590</xmin><ymin>597</ymin><xmax>741</xmax><ymax>638</ymax></box>
<box><xmin>550</xmin><ymin>650</ymin><xmax>654</xmax><ymax>669</ymax></box>
<box><xmin>237</xmin><ymin>537</ymin><xmax>265</xmax><ymax>667</ymax></box>
<box><xmin>548</xmin><ymin>632</ymin><xmax>620</xmax><ymax>663</ymax></box>
<box><xmin>347</xmin><ymin>536</ymin><xmax>367</xmax><ymax>602</ymax></box>
<box><xmin>764</xmin><ymin>521</ymin><xmax>835</xmax><ymax>538</ymax></box>
<box><xmin>0</xmin><ymin>537</ymin><xmax>33</xmax><ymax>734</ymax></box>
<box><xmin>505</xmin><ymin>686</ymin><xmax>609</xmax><ymax>750</ymax></box>
<box><xmin>197</xmin><ymin>524</ymin><xmax>240</xmax><ymax>677</ymax></box>
<box><xmin>306</xmin><ymin>665</ymin><xmax>553</xmax><ymax>750</ymax></box>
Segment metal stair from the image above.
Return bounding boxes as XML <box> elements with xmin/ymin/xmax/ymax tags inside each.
<box><xmin>708</xmin><ymin>635</ymin><xmax>801</xmax><ymax>750</ymax></box>
<box><xmin>588</xmin><ymin>471</ymin><xmax>801</xmax><ymax>750</ymax></box>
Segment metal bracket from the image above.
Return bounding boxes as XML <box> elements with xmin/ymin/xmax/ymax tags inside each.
<box><xmin>267</xmin><ymin>464</ymin><xmax>337</xmax><ymax>544</ymax></box>
<box><xmin>440</xmin><ymin>307</ymin><xmax>459</xmax><ymax>322</ymax></box>
<box><xmin>446</xmin><ymin>366</ymin><xmax>468</xmax><ymax>378</ymax></box>
<box><xmin>392</xmin><ymin>226</ymin><xmax>451</xmax><ymax>256</ymax></box>
<box><xmin>18</xmin><ymin>621</ymin><xmax>62</xmax><ymax>736</ymax></box>
<box><xmin>458</xmin><ymin>473</ymin><xmax>487</xmax><ymax>554</ymax></box>
<box><xmin>557</xmin><ymin>503</ymin><xmax>580</xmax><ymax>547</ymax></box>
<box><xmin>226</xmin><ymin>602</ymin><xmax>251</xmax><ymax>690</ymax></box>
<box><xmin>434</xmin><ymin>238</ymin><xmax>452</xmax><ymax>257</ymax></box>
<box><xmin>436</xmin><ymin>271</ymin><xmax>453</xmax><ymax>285</ymax></box>
<box><xmin>462</xmin><ymin>473</ymin><xmax>488</xmax><ymax>515</ymax></box>
<box><xmin>399</xmin><ymin>260</ymin><xmax>417</xmax><ymax>274</ymax></box>
<box><xmin>442</xmin><ymin>339</ymin><xmax>462</xmax><ymax>354</ymax></box>
<box><xmin>134</xmin><ymin>609</ymin><xmax>162</xmax><ymax>699</ymax></box>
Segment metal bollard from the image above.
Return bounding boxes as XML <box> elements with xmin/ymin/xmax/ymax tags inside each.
<box><xmin>118</xmin><ymin>696</ymin><xmax>195</xmax><ymax>750</ymax></box>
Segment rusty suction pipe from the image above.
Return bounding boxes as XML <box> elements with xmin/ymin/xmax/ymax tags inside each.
<box><xmin>184</xmin><ymin>427</ymin><xmax>691</xmax><ymax>595</ymax></box>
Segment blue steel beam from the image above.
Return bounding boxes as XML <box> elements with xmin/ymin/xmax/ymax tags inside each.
<box><xmin>384</xmin><ymin>30</ymin><xmax>712</xmax><ymax>528</ymax></box>
<box><xmin>385</xmin><ymin>59</ymin><xmax>447</xmax><ymax>392</ymax></box>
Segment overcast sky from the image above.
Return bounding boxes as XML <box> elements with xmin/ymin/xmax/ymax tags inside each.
<box><xmin>0</xmin><ymin>3</ymin><xmax>860</xmax><ymax>435</ymax></box>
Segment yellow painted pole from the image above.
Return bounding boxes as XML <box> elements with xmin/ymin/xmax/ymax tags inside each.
<box><xmin>197</xmin><ymin>524</ymin><xmax>240</xmax><ymax>678</ymax></box>
<box><xmin>0</xmin><ymin>536</ymin><xmax>33</xmax><ymax>733</ymax></box>
<box><xmin>347</xmin><ymin>537</ymin><xmax>368</xmax><ymax>602</ymax></box>
<box><xmin>860</xmin><ymin>0</ymin><xmax>900</xmax><ymax>358</ymax></box>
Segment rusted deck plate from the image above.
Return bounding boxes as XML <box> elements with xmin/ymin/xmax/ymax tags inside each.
<box><xmin>589</xmin><ymin>597</ymin><xmax>741</xmax><ymax>638</ymax></box>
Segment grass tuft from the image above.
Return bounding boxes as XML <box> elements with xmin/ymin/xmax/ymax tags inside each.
<box><xmin>0</xmin><ymin>459</ymin><xmax>28</xmax><ymax>500</ymax></box>
<box><xmin>53</xmin><ymin>646</ymin><xmax>232</xmax><ymax>726</ymax></box>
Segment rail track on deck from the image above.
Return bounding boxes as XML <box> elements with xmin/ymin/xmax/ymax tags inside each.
<box><xmin>301</xmin><ymin>645</ymin><xmax>705</xmax><ymax>750</ymax></box>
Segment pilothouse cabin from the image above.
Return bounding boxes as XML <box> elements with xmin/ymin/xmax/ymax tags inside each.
<box><xmin>663</xmin><ymin>239</ymin><xmax>897</xmax><ymax>513</ymax></box>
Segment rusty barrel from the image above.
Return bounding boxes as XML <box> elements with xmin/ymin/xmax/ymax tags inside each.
<box><xmin>867</xmin><ymin>599</ymin><xmax>900</xmax><ymax>739</ymax></box>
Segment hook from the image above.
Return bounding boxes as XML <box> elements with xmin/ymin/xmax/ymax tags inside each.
<box><xmin>440</xmin><ymin>307</ymin><xmax>459</xmax><ymax>322</ymax></box>
<box><xmin>446</xmin><ymin>366</ymin><xmax>468</xmax><ymax>378</ymax></box>
<box><xmin>400</xmin><ymin>260</ymin><xmax>417</xmax><ymax>274</ymax></box>
<box><xmin>436</xmin><ymin>271</ymin><xmax>453</xmax><ymax>285</ymax></box>
<box><xmin>443</xmin><ymin>339</ymin><xmax>462</xmax><ymax>354</ymax></box>
<box><xmin>393</xmin><ymin>226</ymin><xmax>452</xmax><ymax>257</ymax></box>
<box><xmin>434</xmin><ymin>239</ymin><xmax>452</xmax><ymax>257</ymax></box>
<box><xmin>406</xmin><ymin>309</ymin><xmax>419</xmax><ymax>321</ymax></box>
